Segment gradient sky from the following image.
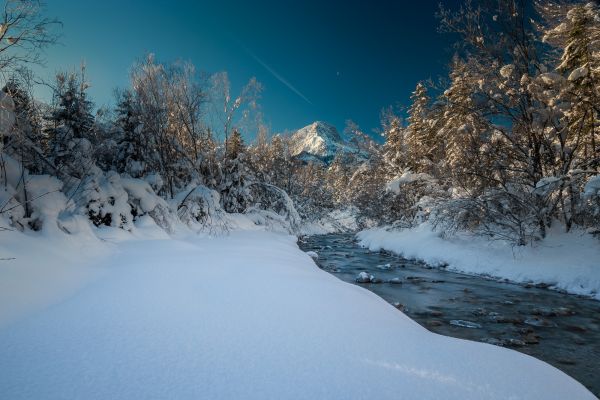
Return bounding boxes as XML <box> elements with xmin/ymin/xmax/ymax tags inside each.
<box><xmin>35</xmin><ymin>0</ymin><xmax>458</xmax><ymax>138</ymax></box>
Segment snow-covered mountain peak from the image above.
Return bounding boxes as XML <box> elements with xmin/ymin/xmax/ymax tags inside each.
<box><xmin>290</xmin><ymin>121</ymin><xmax>351</xmax><ymax>162</ymax></box>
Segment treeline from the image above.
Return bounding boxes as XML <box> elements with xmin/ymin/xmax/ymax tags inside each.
<box><xmin>1</xmin><ymin>0</ymin><xmax>599</xmax><ymax>243</ymax></box>
<box><xmin>334</xmin><ymin>0</ymin><xmax>600</xmax><ymax>244</ymax></box>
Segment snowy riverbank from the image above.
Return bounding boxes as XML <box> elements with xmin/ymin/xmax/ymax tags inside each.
<box><xmin>357</xmin><ymin>223</ymin><xmax>600</xmax><ymax>301</ymax></box>
<box><xmin>0</xmin><ymin>222</ymin><xmax>596</xmax><ymax>399</ymax></box>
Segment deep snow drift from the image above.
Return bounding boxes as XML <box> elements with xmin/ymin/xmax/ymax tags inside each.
<box><xmin>358</xmin><ymin>223</ymin><xmax>600</xmax><ymax>300</ymax></box>
<box><xmin>0</xmin><ymin>226</ymin><xmax>595</xmax><ymax>399</ymax></box>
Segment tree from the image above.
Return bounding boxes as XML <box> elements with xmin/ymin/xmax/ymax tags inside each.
<box><xmin>0</xmin><ymin>0</ymin><xmax>60</xmax><ymax>72</ymax></box>
<box><xmin>2</xmin><ymin>74</ymin><xmax>45</xmax><ymax>174</ymax></box>
<box><xmin>380</xmin><ymin>109</ymin><xmax>405</xmax><ymax>179</ymax></box>
<box><xmin>220</xmin><ymin>129</ymin><xmax>253</xmax><ymax>213</ymax></box>
<box><xmin>542</xmin><ymin>0</ymin><xmax>600</xmax><ymax>168</ymax></box>
<box><xmin>113</xmin><ymin>89</ymin><xmax>145</xmax><ymax>177</ymax></box>
<box><xmin>43</xmin><ymin>65</ymin><xmax>95</xmax><ymax>179</ymax></box>
<box><xmin>404</xmin><ymin>82</ymin><xmax>440</xmax><ymax>173</ymax></box>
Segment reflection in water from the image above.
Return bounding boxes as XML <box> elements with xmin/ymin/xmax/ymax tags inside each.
<box><xmin>299</xmin><ymin>234</ymin><xmax>600</xmax><ymax>397</ymax></box>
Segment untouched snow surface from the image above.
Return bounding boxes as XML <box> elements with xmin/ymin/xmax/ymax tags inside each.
<box><xmin>358</xmin><ymin>223</ymin><xmax>600</xmax><ymax>300</ymax></box>
<box><xmin>0</xmin><ymin>228</ymin><xmax>595</xmax><ymax>399</ymax></box>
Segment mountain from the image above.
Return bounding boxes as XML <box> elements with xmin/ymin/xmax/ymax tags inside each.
<box><xmin>289</xmin><ymin>121</ymin><xmax>356</xmax><ymax>163</ymax></box>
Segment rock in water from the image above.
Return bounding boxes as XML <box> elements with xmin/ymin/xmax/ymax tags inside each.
<box><xmin>449</xmin><ymin>320</ymin><xmax>482</xmax><ymax>329</ymax></box>
<box><xmin>524</xmin><ymin>316</ymin><xmax>557</xmax><ymax>328</ymax></box>
<box><xmin>356</xmin><ymin>272</ymin><xmax>373</xmax><ymax>283</ymax></box>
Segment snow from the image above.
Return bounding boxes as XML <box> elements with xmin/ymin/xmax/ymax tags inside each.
<box><xmin>358</xmin><ymin>223</ymin><xmax>600</xmax><ymax>300</ymax></box>
<box><xmin>568</xmin><ymin>66</ymin><xmax>589</xmax><ymax>81</ymax></box>
<box><xmin>0</xmin><ymin>227</ymin><xmax>595</xmax><ymax>399</ymax></box>
<box><xmin>387</xmin><ymin>171</ymin><xmax>436</xmax><ymax>194</ymax></box>
<box><xmin>289</xmin><ymin>121</ymin><xmax>356</xmax><ymax>161</ymax></box>
<box><xmin>0</xmin><ymin>217</ymin><xmax>108</xmax><ymax>328</ymax></box>
<box><xmin>584</xmin><ymin>174</ymin><xmax>600</xmax><ymax>197</ymax></box>
<box><xmin>306</xmin><ymin>250</ymin><xmax>318</xmax><ymax>259</ymax></box>
<box><xmin>300</xmin><ymin>207</ymin><xmax>360</xmax><ymax>234</ymax></box>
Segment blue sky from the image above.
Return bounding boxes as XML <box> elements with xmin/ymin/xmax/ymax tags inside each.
<box><xmin>35</xmin><ymin>0</ymin><xmax>457</xmax><ymax>138</ymax></box>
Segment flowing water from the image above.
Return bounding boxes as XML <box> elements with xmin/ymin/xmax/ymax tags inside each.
<box><xmin>298</xmin><ymin>233</ymin><xmax>600</xmax><ymax>397</ymax></box>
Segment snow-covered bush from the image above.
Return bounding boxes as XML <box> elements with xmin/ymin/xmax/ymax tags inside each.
<box><xmin>381</xmin><ymin>171</ymin><xmax>447</xmax><ymax>227</ymax></box>
<box><xmin>173</xmin><ymin>184</ymin><xmax>228</xmax><ymax>233</ymax></box>
<box><xmin>73</xmin><ymin>171</ymin><xmax>134</xmax><ymax>229</ymax></box>
<box><xmin>73</xmin><ymin>171</ymin><xmax>174</xmax><ymax>231</ymax></box>
<box><xmin>248</xmin><ymin>182</ymin><xmax>301</xmax><ymax>231</ymax></box>
<box><xmin>0</xmin><ymin>153</ymin><xmax>69</xmax><ymax>232</ymax></box>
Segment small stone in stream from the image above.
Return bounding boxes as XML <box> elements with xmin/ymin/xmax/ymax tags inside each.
<box><xmin>505</xmin><ymin>338</ymin><xmax>526</xmax><ymax>347</ymax></box>
<box><xmin>524</xmin><ymin>316</ymin><xmax>557</xmax><ymax>328</ymax></box>
<box><xmin>463</xmin><ymin>288</ymin><xmax>472</xmax><ymax>293</ymax></box>
<box><xmin>426</xmin><ymin>320</ymin><xmax>443</xmax><ymax>327</ymax></box>
<box><xmin>531</xmin><ymin>307</ymin><xmax>556</xmax><ymax>317</ymax></box>
<box><xmin>534</xmin><ymin>282</ymin><xmax>552</xmax><ymax>289</ymax></box>
<box><xmin>406</xmin><ymin>276</ymin><xmax>425</xmax><ymax>283</ymax></box>
<box><xmin>557</xmin><ymin>358</ymin><xmax>577</xmax><ymax>366</ymax></box>
<box><xmin>522</xmin><ymin>332</ymin><xmax>540</xmax><ymax>344</ymax></box>
<box><xmin>524</xmin><ymin>283</ymin><xmax>534</xmax><ymax>289</ymax></box>
<box><xmin>449</xmin><ymin>320</ymin><xmax>482</xmax><ymax>329</ymax></box>
<box><xmin>571</xmin><ymin>335</ymin><xmax>586</xmax><ymax>345</ymax></box>
<box><xmin>430</xmin><ymin>280</ymin><xmax>445</xmax><ymax>284</ymax></box>
<box><xmin>370</xmin><ymin>278</ymin><xmax>384</xmax><ymax>284</ymax></box>
<box><xmin>376</xmin><ymin>263</ymin><xmax>393</xmax><ymax>270</ymax></box>
<box><xmin>518</xmin><ymin>327</ymin><xmax>534</xmax><ymax>334</ymax></box>
<box><xmin>472</xmin><ymin>308</ymin><xmax>488</xmax><ymax>317</ymax></box>
<box><xmin>552</xmin><ymin>307</ymin><xmax>575</xmax><ymax>316</ymax></box>
<box><xmin>393</xmin><ymin>302</ymin><xmax>407</xmax><ymax>312</ymax></box>
<box><xmin>502</xmin><ymin>300</ymin><xmax>515</xmax><ymax>305</ymax></box>
<box><xmin>493</xmin><ymin>316</ymin><xmax>523</xmax><ymax>324</ymax></box>
<box><xmin>355</xmin><ymin>272</ymin><xmax>373</xmax><ymax>283</ymax></box>
<box><xmin>388</xmin><ymin>277</ymin><xmax>403</xmax><ymax>284</ymax></box>
<box><xmin>564</xmin><ymin>324</ymin><xmax>587</xmax><ymax>333</ymax></box>
<box><xmin>481</xmin><ymin>338</ymin><xmax>506</xmax><ymax>346</ymax></box>
<box><xmin>427</xmin><ymin>310</ymin><xmax>444</xmax><ymax>317</ymax></box>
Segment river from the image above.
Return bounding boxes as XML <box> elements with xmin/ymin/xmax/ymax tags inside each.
<box><xmin>298</xmin><ymin>233</ymin><xmax>600</xmax><ymax>397</ymax></box>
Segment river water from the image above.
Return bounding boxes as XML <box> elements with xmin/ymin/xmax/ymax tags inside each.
<box><xmin>298</xmin><ymin>233</ymin><xmax>600</xmax><ymax>397</ymax></box>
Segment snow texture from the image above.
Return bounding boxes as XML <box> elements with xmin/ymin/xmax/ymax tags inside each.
<box><xmin>358</xmin><ymin>223</ymin><xmax>600</xmax><ymax>300</ymax></box>
<box><xmin>0</xmin><ymin>228</ymin><xmax>595</xmax><ymax>399</ymax></box>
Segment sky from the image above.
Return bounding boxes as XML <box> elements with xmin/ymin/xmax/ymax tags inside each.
<box><xmin>35</xmin><ymin>0</ymin><xmax>458</xmax><ymax>139</ymax></box>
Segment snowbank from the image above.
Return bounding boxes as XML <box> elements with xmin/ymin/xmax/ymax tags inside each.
<box><xmin>300</xmin><ymin>207</ymin><xmax>361</xmax><ymax>235</ymax></box>
<box><xmin>0</xmin><ymin>216</ymin><xmax>110</xmax><ymax>328</ymax></box>
<box><xmin>358</xmin><ymin>223</ymin><xmax>600</xmax><ymax>300</ymax></box>
<box><xmin>0</xmin><ymin>229</ymin><xmax>595</xmax><ymax>399</ymax></box>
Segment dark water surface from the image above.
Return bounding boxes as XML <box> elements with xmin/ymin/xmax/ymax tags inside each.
<box><xmin>298</xmin><ymin>233</ymin><xmax>600</xmax><ymax>397</ymax></box>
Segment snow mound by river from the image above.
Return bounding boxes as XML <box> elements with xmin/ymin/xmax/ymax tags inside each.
<box><xmin>357</xmin><ymin>223</ymin><xmax>600</xmax><ymax>300</ymax></box>
<box><xmin>0</xmin><ymin>224</ymin><xmax>595</xmax><ymax>399</ymax></box>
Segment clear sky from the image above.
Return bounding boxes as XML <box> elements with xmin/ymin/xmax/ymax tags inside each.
<box><xmin>36</xmin><ymin>0</ymin><xmax>458</xmax><ymax>138</ymax></box>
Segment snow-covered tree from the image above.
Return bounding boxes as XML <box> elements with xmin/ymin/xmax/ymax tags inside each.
<box><xmin>404</xmin><ymin>82</ymin><xmax>440</xmax><ymax>173</ymax></box>
<box><xmin>43</xmin><ymin>67</ymin><xmax>95</xmax><ymax>179</ymax></box>
<box><xmin>220</xmin><ymin>129</ymin><xmax>253</xmax><ymax>213</ymax></box>
<box><xmin>542</xmin><ymin>1</ymin><xmax>600</xmax><ymax>168</ymax></box>
<box><xmin>381</xmin><ymin>110</ymin><xmax>405</xmax><ymax>179</ymax></box>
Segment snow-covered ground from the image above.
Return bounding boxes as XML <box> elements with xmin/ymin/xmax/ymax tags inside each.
<box><xmin>358</xmin><ymin>223</ymin><xmax>600</xmax><ymax>300</ymax></box>
<box><xmin>0</xmin><ymin>223</ymin><xmax>595</xmax><ymax>399</ymax></box>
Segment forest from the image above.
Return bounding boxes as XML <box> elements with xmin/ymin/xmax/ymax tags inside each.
<box><xmin>0</xmin><ymin>0</ymin><xmax>599</xmax><ymax>246</ymax></box>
